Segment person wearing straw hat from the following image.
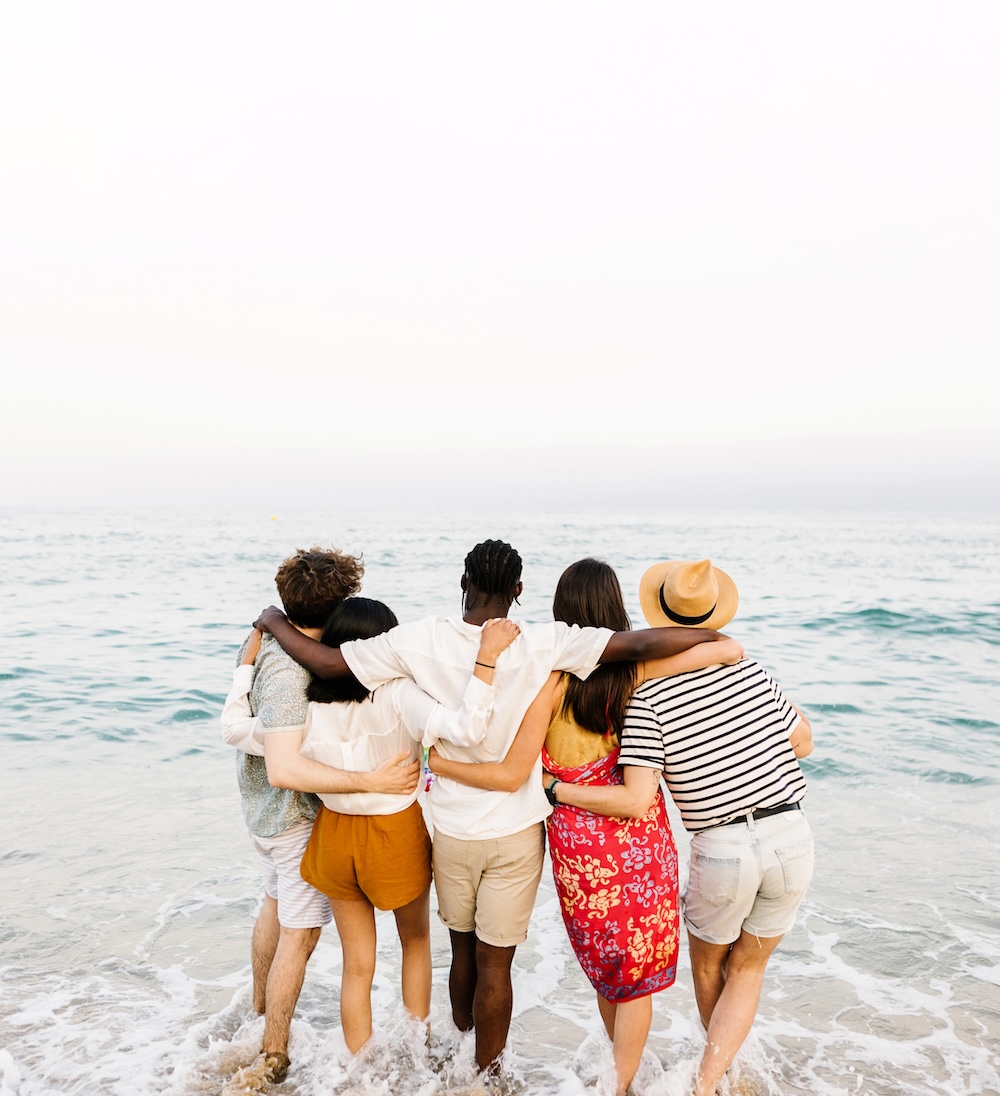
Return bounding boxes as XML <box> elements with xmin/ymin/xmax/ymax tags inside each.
<box><xmin>253</xmin><ymin>541</ymin><xmax>736</xmax><ymax>1081</ymax></box>
<box><xmin>616</xmin><ymin>559</ymin><xmax>813</xmax><ymax>1096</ymax></box>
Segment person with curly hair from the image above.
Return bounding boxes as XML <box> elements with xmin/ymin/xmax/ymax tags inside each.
<box><xmin>253</xmin><ymin>540</ymin><xmax>735</xmax><ymax>1080</ymax></box>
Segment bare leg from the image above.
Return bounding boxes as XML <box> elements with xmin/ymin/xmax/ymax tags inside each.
<box><xmin>472</xmin><ymin>939</ymin><xmax>516</xmax><ymax>1073</ymax></box>
<box><xmin>609</xmin><ymin>995</ymin><xmax>653</xmax><ymax>1096</ymax></box>
<box><xmin>689</xmin><ymin>930</ymin><xmax>783</xmax><ymax>1096</ymax></box>
<box><xmin>688</xmin><ymin>934</ymin><xmax>733</xmax><ymax>1031</ymax></box>
<box><xmin>596</xmin><ymin>993</ymin><xmax>617</xmax><ymax>1042</ymax></box>
<box><xmin>448</xmin><ymin>929</ymin><xmax>478</xmax><ymax>1032</ymax></box>
<box><xmin>261</xmin><ymin>924</ymin><xmax>322</xmax><ymax>1056</ymax></box>
<box><xmin>330</xmin><ymin>898</ymin><xmax>378</xmax><ymax>1055</ymax></box>
<box><xmin>251</xmin><ymin>895</ymin><xmax>280</xmax><ymax>1015</ymax></box>
<box><xmin>393</xmin><ymin>888</ymin><xmax>432</xmax><ymax>1025</ymax></box>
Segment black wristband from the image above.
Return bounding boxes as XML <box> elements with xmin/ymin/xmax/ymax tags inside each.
<box><xmin>544</xmin><ymin>778</ymin><xmax>560</xmax><ymax>806</ymax></box>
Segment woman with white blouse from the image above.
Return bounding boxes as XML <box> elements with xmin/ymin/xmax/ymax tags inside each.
<box><xmin>222</xmin><ymin>598</ymin><xmax>519</xmax><ymax>1055</ymax></box>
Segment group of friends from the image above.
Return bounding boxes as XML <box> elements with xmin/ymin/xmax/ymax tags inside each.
<box><xmin>219</xmin><ymin>539</ymin><xmax>814</xmax><ymax>1096</ymax></box>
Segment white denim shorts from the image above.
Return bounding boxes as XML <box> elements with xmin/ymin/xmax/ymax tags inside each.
<box><xmin>251</xmin><ymin>817</ymin><xmax>333</xmax><ymax>929</ymax></box>
<box><xmin>682</xmin><ymin>808</ymin><xmax>814</xmax><ymax>945</ymax></box>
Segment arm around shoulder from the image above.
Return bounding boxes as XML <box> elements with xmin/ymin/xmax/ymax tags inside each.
<box><xmin>600</xmin><ymin>626</ymin><xmax>727</xmax><ymax>664</ymax></box>
<box><xmin>549</xmin><ymin>764</ymin><xmax>661</xmax><ymax>819</ymax></box>
<box><xmin>253</xmin><ymin>606</ymin><xmax>354</xmax><ymax>680</ymax></box>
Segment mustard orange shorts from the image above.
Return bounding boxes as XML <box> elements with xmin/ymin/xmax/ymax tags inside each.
<box><xmin>300</xmin><ymin>800</ymin><xmax>432</xmax><ymax>911</ymax></box>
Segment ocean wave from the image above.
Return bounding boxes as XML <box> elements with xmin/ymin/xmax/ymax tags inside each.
<box><xmin>803</xmin><ymin>607</ymin><xmax>1000</xmax><ymax>640</ymax></box>
<box><xmin>913</xmin><ymin>766</ymin><xmax>995</xmax><ymax>786</ymax></box>
<box><xmin>166</xmin><ymin>708</ymin><xmax>215</xmax><ymax>723</ymax></box>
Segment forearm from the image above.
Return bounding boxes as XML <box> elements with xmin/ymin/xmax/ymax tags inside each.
<box><xmin>267</xmin><ymin>616</ymin><xmax>352</xmax><ymax>679</ymax></box>
<box><xmin>265</xmin><ymin>751</ymin><xmax>376</xmax><ymax>793</ymax></box>
<box><xmin>600</xmin><ymin>626</ymin><xmax>724</xmax><ymax>664</ymax></box>
<box><xmin>550</xmin><ymin>766</ymin><xmax>660</xmax><ymax>819</ymax></box>
<box><xmin>431</xmin><ymin>753</ymin><xmax>531</xmax><ymax>792</ymax></box>
<box><xmin>641</xmin><ymin>637</ymin><xmax>744</xmax><ymax>680</ymax></box>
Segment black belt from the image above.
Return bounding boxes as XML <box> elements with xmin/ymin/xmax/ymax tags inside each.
<box><xmin>719</xmin><ymin>802</ymin><xmax>801</xmax><ymax>827</ymax></box>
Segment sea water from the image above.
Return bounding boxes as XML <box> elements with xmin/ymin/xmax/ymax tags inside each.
<box><xmin>1</xmin><ymin>509</ymin><xmax>998</xmax><ymax>1096</ymax></box>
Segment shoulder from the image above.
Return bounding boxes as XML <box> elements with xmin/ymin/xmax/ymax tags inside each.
<box><xmin>361</xmin><ymin>616</ymin><xmax>440</xmax><ymax>650</ymax></box>
<box><xmin>521</xmin><ymin>620</ymin><xmax>608</xmax><ymax>650</ymax></box>
<box><xmin>256</xmin><ymin>635</ymin><xmax>309</xmax><ymax>677</ymax></box>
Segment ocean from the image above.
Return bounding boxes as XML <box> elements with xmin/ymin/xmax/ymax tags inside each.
<box><xmin>1</xmin><ymin>508</ymin><xmax>998</xmax><ymax>1096</ymax></box>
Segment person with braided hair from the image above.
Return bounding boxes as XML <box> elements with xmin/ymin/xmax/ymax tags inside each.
<box><xmin>253</xmin><ymin>539</ymin><xmax>734</xmax><ymax>1078</ymax></box>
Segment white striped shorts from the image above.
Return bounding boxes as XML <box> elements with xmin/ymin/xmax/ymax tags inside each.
<box><xmin>250</xmin><ymin>817</ymin><xmax>333</xmax><ymax>929</ymax></box>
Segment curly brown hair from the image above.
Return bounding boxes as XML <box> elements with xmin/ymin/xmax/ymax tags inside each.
<box><xmin>274</xmin><ymin>546</ymin><xmax>364</xmax><ymax>628</ymax></box>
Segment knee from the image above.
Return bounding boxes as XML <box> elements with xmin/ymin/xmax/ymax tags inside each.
<box><xmin>724</xmin><ymin>938</ymin><xmax>778</xmax><ymax>977</ymax></box>
<box><xmin>399</xmin><ymin>923</ymin><xmax>431</xmax><ymax>951</ymax></box>
<box><xmin>343</xmin><ymin>949</ymin><xmax>377</xmax><ymax>982</ymax></box>
<box><xmin>280</xmin><ymin>925</ymin><xmax>322</xmax><ymax>959</ymax></box>
<box><xmin>474</xmin><ymin>941</ymin><xmax>516</xmax><ymax>981</ymax></box>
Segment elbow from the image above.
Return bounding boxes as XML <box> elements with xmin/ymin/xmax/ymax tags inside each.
<box><xmin>265</xmin><ymin>763</ymin><xmax>295</xmax><ymax>790</ymax></box>
<box><xmin>613</xmin><ymin>793</ymin><xmax>655</xmax><ymax>819</ymax></box>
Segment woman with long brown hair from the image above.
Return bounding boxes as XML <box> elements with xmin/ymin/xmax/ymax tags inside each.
<box><xmin>429</xmin><ymin>558</ymin><xmax>743</xmax><ymax>1096</ymax></box>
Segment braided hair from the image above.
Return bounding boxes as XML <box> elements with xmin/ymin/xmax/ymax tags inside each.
<box><xmin>463</xmin><ymin>539</ymin><xmax>523</xmax><ymax>608</ymax></box>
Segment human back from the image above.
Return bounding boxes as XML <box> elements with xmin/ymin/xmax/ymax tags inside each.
<box><xmin>338</xmin><ymin>542</ymin><xmax>614</xmax><ymax>840</ymax></box>
<box><xmin>622</xmin><ymin>657</ymin><xmax>806</xmax><ymax>832</ymax></box>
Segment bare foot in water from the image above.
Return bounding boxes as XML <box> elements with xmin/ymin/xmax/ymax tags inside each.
<box><xmin>220</xmin><ymin>1050</ymin><xmax>290</xmax><ymax>1093</ymax></box>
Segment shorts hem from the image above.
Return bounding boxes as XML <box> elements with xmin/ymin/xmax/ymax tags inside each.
<box><xmin>436</xmin><ymin>909</ymin><xmax>476</xmax><ymax>935</ymax></box>
<box><xmin>276</xmin><ymin>910</ymin><xmax>333</xmax><ymax>930</ymax></box>
<box><xmin>684</xmin><ymin>920</ymin><xmax>740</xmax><ymax>946</ymax></box>
<box><xmin>741</xmin><ymin>918</ymin><xmax>795</xmax><ymax>941</ymax></box>
<box><xmin>474</xmin><ymin>927</ymin><xmax>529</xmax><ymax>948</ymax></box>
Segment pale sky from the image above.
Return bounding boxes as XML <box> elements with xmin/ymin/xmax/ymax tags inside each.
<box><xmin>2</xmin><ymin>2</ymin><xmax>998</xmax><ymax>510</ymax></box>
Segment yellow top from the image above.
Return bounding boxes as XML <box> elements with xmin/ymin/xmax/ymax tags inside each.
<box><xmin>543</xmin><ymin>661</ymin><xmax>665</xmax><ymax>769</ymax></box>
<box><xmin>543</xmin><ymin>675</ymin><xmax>617</xmax><ymax>769</ymax></box>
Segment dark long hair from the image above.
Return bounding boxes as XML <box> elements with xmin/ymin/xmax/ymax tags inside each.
<box><xmin>306</xmin><ymin>597</ymin><xmax>399</xmax><ymax>704</ymax></box>
<box><xmin>553</xmin><ymin>558</ymin><xmax>636</xmax><ymax>740</ymax></box>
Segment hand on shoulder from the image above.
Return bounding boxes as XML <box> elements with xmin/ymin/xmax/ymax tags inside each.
<box><xmin>478</xmin><ymin>618</ymin><xmax>520</xmax><ymax>662</ymax></box>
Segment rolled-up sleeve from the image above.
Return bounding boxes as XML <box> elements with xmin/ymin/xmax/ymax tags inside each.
<box><xmin>221</xmin><ymin>665</ymin><xmax>264</xmax><ymax>754</ymax></box>
<box><xmin>392</xmin><ymin>676</ymin><xmax>497</xmax><ymax>750</ymax></box>
<box><xmin>617</xmin><ymin>695</ymin><xmax>666</xmax><ymax>771</ymax></box>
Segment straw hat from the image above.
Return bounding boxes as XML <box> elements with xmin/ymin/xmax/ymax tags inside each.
<box><xmin>638</xmin><ymin>559</ymin><xmax>738</xmax><ymax>630</ymax></box>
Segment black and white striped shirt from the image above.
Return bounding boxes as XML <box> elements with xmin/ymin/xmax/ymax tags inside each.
<box><xmin>618</xmin><ymin>658</ymin><xmax>806</xmax><ymax>832</ymax></box>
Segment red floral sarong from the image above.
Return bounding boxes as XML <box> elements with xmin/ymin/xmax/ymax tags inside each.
<box><xmin>543</xmin><ymin>745</ymin><xmax>679</xmax><ymax>1002</ymax></box>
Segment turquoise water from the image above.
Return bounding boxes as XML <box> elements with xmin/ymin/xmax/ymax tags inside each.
<box><xmin>1</xmin><ymin>509</ymin><xmax>998</xmax><ymax>1095</ymax></box>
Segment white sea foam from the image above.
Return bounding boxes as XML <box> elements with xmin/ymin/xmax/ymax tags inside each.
<box><xmin>2</xmin><ymin>510</ymin><xmax>1000</xmax><ymax>1095</ymax></box>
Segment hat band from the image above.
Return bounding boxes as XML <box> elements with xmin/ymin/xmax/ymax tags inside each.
<box><xmin>659</xmin><ymin>587</ymin><xmax>717</xmax><ymax>626</ymax></box>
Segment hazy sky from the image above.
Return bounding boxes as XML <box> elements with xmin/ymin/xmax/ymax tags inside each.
<box><xmin>3</xmin><ymin>2</ymin><xmax>998</xmax><ymax>510</ymax></box>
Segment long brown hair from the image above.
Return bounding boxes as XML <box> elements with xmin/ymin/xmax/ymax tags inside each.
<box><xmin>553</xmin><ymin>558</ymin><xmax>636</xmax><ymax>740</ymax></box>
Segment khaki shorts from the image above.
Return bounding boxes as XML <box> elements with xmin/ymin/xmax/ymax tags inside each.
<box><xmin>432</xmin><ymin>823</ymin><xmax>545</xmax><ymax>948</ymax></box>
<box><xmin>301</xmin><ymin>800</ymin><xmax>432</xmax><ymax>911</ymax></box>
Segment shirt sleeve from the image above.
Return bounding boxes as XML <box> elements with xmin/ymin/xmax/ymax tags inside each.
<box><xmin>617</xmin><ymin>693</ymin><xmax>666</xmax><ymax>771</ymax></box>
<box><xmin>221</xmin><ymin>665</ymin><xmax>265</xmax><ymax>754</ymax></box>
<box><xmin>550</xmin><ymin>623</ymin><xmax>615</xmax><ymax>680</ymax></box>
<box><xmin>341</xmin><ymin>630</ymin><xmax>409</xmax><ymax>692</ymax></box>
<box><xmin>391</xmin><ymin>676</ymin><xmax>497</xmax><ymax>750</ymax></box>
<box><xmin>255</xmin><ymin>658</ymin><xmax>310</xmax><ymax>729</ymax></box>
